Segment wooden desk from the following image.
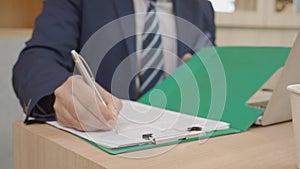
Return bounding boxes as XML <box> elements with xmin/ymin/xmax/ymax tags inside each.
<box><xmin>13</xmin><ymin>121</ymin><xmax>297</xmax><ymax>169</ymax></box>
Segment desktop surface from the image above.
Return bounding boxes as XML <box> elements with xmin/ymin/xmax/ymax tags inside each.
<box><xmin>14</xmin><ymin>121</ymin><xmax>296</xmax><ymax>169</ymax></box>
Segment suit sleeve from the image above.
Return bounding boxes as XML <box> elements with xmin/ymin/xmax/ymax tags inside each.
<box><xmin>204</xmin><ymin>0</ymin><xmax>216</xmax><ymax>45</ymax></box>
<box><xmin>12</xmin><ymin>0</ymin><xmax>82</xmax><ymax>122</ymax></box>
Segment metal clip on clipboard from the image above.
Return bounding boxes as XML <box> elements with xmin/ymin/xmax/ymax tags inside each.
<box><xmin>142</xmin><ymin>127</ymin><xmax>205</xmax><ymax>145</ymax></box>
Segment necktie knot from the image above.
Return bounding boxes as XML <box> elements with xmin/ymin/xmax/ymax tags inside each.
<box><xmin>148</xmin><ymin>0</ymin><xmax>157</xmax><ymax>11</ymax></box>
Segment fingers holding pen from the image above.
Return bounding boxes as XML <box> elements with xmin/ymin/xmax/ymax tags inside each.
<box><xmin>72</xmin><ymin>75</ymin><xmax>117</xmax><ymax>130</ymax></box>
<box><xmin>54</xmin><ymin>75</ymin><xmax>121</xmax><ymax>131</ymax></box>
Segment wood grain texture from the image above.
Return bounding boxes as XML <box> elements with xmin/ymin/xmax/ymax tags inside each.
<box><xmin>0</xmin><ymin>0</ymin><xmax>43</xmax><ymax>28</ymax></box>
<box><xmin>13</xmin><ymin>121</ymin><xmax>297</xmax><ymax>169</ymax></box>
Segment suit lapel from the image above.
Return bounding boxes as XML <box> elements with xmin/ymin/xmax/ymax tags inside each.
<box><xmin>112</xmin><ymin>0</ymin><xmax>136</xmax><ymax>55</ymax></box>
<box><xmin>173</xmin><ymin>0</ymin><xmax>194</xmax><ymax>58</ymax></box>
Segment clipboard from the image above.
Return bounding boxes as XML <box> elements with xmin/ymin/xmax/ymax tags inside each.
<box><xmin>47</xmin><ymin>100</ymin><xmax>229</xmax><ymax>149</ymax></box>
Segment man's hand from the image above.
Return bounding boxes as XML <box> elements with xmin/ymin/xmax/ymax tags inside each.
<box><xmin>54</xmin><ymin>75</ymin><xmax>122</xmax><ymax>131</ymax></box>
<box><xmin>182</xmin><ymin>53</ymin><xmax>193</xmax><ymax>62</ymax></box>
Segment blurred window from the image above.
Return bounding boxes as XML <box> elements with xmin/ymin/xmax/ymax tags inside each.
<box><xmin>209</xmin><ymin>0</ymin><xmax>236</xmax><ymax>13</ymax></box>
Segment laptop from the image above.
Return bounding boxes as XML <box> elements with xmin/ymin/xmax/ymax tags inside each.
<box><xmin>247</xmin><ymin>33</ymin><xmax>300</xmax><ymax>126</ymax></box>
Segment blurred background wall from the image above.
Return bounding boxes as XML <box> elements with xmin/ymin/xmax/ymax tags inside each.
<box><xmin>0</xmin><ymin>36</ymin><xmax>27</xmax><ymax>169</ymax></box>
<box><xmin>212</xmin><ymin>0</ymin><xmax>300</xmax><ymax>46</ymax></box>
<box><xmin>0</xmin><ymin>1</ymin><xmax>42</xmax><ymax>169</ymax></box>
<box><xmin>0</xmin><ymin>0</ymin><xmax>299</xmax><ymax>169</ymax></box>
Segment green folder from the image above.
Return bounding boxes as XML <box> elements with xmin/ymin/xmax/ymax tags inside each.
<box><xmin>83</xmin><ymin>46</ymin><xmax>290</xmax><ymax>154</ymax></box>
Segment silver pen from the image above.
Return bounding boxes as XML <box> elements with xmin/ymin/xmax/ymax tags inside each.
<box><xmin>71</xmin><ymin>50</ymin><xmax>107</xmax><ymax>106</ymax></box>
<box><xmin>71</xmin><ymin>50</ymin><xmax>116</xmax><ymax>130</ymax></box>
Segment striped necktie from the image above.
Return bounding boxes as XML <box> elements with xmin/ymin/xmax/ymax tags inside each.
<box><xmin>139</xmin><ymin>0</ymin><xmax>164</xmax><ymax>96</ymax></box>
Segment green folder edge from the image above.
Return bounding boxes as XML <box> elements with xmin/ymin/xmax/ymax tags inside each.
<box><xmin>79</xmin><ymin>47</ymin><xmax>290</xmax><ymax>155</ymax></box>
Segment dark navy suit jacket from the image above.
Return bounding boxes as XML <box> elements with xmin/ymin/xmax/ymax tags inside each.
<box><xmin>13</xmin><ymin>0</ymin><xmax>215</xmax><ymax>122</ymax></box>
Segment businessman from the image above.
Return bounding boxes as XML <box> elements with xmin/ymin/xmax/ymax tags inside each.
<box><xmin>13</xmin><ymin>0</ymin><xmax>215</xmax><ymax>131</ymax></box>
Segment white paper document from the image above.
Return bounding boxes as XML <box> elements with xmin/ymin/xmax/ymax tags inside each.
<box><xmin>47</xmin><ymin>100</ymin><xmax>229</xmax><ymax>149</ymax></box>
